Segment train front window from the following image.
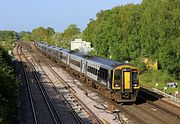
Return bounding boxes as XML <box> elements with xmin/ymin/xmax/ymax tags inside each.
<box><xmin>132</xmin><ymin>71</ymin><xmax>138</xmax><ymax>86</ymax></box>
<box><xmin>114</xmin><ymin>69</ymin><xmax>121</xmax><ymax>87</ymax></box>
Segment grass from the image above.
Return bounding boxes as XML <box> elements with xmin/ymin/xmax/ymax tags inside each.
<box><xmin>140</xmin><ymin>70</ymin><xmax>180</xmax><ymax>98</ymax></box>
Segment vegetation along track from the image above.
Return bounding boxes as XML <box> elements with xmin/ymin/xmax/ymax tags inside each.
<box><xmin>17</xmin><ymin>43</ymin><xmax>63</xmax><ymax>124</ymax></box>
<box><xmin>27</xmin><ymin>42</ymin><xmax>104</xmax><ymax>124</ymax></box>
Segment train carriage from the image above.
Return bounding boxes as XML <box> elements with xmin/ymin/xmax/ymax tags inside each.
<box><xmin>37</xmin><ymin>42</ymin><xmax>140</xmax><ymax>102</ymax></box>
<box><xmin>69</xmin><ymin>54</ymin><xmax>82</xmax><ymax>72</ymax></box>
<box><xmin>60</xmin><ymin>49</ymin><xmax>70</xmax><ymax>64</ymax></box>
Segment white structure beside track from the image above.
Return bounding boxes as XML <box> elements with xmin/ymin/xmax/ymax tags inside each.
<box><xmin>70</xmin><ymin>39</ymin><xmax>93</xmax><ymax>54</ymax></box>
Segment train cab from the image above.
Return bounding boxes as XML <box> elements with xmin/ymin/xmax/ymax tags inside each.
<box><xmin>112</xmin><ymin>64</ymin><xmax>139</xmax><ymax>102</ymax></box>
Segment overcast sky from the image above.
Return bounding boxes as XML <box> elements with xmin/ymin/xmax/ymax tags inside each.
<box><xmin>0</xmin><ymin>0</ymin><xmax>141</xmax><ymax>32</ymax></box>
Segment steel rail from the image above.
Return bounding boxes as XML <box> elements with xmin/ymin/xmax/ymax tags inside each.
<box><xmin>20</xmin><ymin>43</ymin><xmax>63</xmax><ymax>124</ymax></box>
<box><xmin>31</xmin><ymin>53</ymin><xmax>84</xmax><ymax>124</ymax></box>
<box><xmin>138</xmin><ymin>92</ymin><xmax>180</xmax><ymax>120</ymax></box>
<box><xmin>17</xmin><ymin>44</ymin><xmax>38</xmax><ymax>124</ymax></box>
<box><xmin>46</xmin><ymin>62</ymin><xmax>104</xmax><ymax>124</ymax></box>
<box><xmin>31</xmin><ymin>45</ymin><xmax>103</xmax><ymax>124</ymax></box>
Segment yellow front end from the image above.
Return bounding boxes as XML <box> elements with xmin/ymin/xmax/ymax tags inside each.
<box><xmin>112</xmin><ymin>64</ymin><xmax>140</xmax><ymax>102</ymax></box>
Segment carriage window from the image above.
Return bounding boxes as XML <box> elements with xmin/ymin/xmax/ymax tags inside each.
<box><xmin>70</xmin><ymin>59</ymin><xmax>80</xmax><ymax>67</ymax></box>
<box><xmin>114</xmin><ymin>70</ymin><xmax>121</xmax><ymax>79</ymax></box>
<box><xmin>87</xmin><ymin>66</ymin><xmax>98</xmax><ymax>76</ymax></box>
<box><xmin>132</xmin><ymin>71</ymin><xmax>138</xmax><ymax>85</ymax></box>
<box><xmin>98</xmin><ymin>67</ymin><xmax>108</xmax><ymax>81</ymax></box>
<box><xmin>95</xmin><ymin>69</ymin><xmax>97</xmax><ymax>75</ymax></box>
<box><xmin>114</xmin><ymin>69</ymin><xmax>121</xmax><ymax>87</ymax></box>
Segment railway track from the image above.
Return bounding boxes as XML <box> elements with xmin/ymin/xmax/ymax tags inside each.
<box><xmin>16</xmin><ymin>44</ymin><xmax>38</xmax><ymax>124</ymax></box>
<box><xmin>31</xmin><ymin>55</ymin><xmax>85</xmax><ymax>124</ymax></box>
<box><xmin>138</xmin><ymin>90</ymin><xmax>180</xmax><ymax>121</ymax></box>
<box><xmin>17</xmin><ymin>43</ymin><xmax>63</xmax><ymax>124</ymax></box>
<box><xmin>85</xmin><ymin>81</ymin><xmax>180</xmax><ymax>124</ymax></box>
<box><xmin>47</xmin><ymin>63</ymin><xmax>103</xmax><ymax>124</ymax></box>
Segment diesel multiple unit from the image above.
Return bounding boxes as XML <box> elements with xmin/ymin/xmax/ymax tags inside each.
<box><xmin>37</xmin><ymin>42</ymin><xmax>140</xmax><ymax>102</ymax></box>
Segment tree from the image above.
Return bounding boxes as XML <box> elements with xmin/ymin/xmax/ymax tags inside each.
<box><xmin>32</xmin><ymin>27</ymin><xmax>47</xmax><ymax>41</ymax></box>
<box><xmin>62</xmin><ymin>24</ymin><xmax>80</xmax><ymax>48</ymax></box>
<box><xmin>0</xmin><ymin>30</ymin><xmax>19</xmax><ymax>123</ymax></box>
<box><xmin>52</xmin><ymin>32</ymin><xmax>63</xmax><ymax>47</ymax></box>
<box><xmin>82</xmin><ymin>0</ymin><xmax>180</xmax><ymax>79</ymax></box>
<box><xmin>32</xmin><ymin>27</ymin><xmax>55</xmax><ymax>44</ymax></box>
<box><xmin>20</xmin><ymin>31</ymin><xmax>33</xmax><ymax>41</ymax></box>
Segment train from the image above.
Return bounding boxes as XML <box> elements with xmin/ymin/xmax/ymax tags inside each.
<box><xmin>36</xmin><ymin>42</ymin><xmax>140</xmax><ymax>102</ymax></box>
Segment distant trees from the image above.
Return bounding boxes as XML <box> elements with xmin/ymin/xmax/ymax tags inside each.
<box><xmin>0</xmin><ymin>31</ymin><xmax>17</xmax><ymax>51</ymax></box>
<box><xmin>20</xmin><ymin>24</ymin><xmax>81</xmax><ymax>49</ymax></box>
<box><xmin>20</xmin><ymin>31</ymin><xmax>33</xmax><ymax>41</ymax></box>
<box><xmin>31</xmin><ymin>24</ymin><xmax>81</xmax><ymax>49</ymax></box>
<box><xmin>82</xmin><ymin>0</ymin><xmax>180</xmax><ymax>79</ymax></box>
<box><xmin>20</xmin><ymin>27</ymin><xmax>56</xmax><ymax>44</ymax></box>
<box><xmin>0</xmin><ymin>31</ymin><xmax>17</xmax><ymax>42</ymax></box>
<box><xmin>32</xmin><ymin>27</ymin><xmax>55</xmax><ymax>44</ymax></box>
<box><xmin>52</xmin><ymin>32</ymin><xmax>63</xmax><ymax>46</ymax></box>
<box><xmin>60</xmin><ymin>24</ymin><xmax>81</xmax><ymax>48</ymax></box>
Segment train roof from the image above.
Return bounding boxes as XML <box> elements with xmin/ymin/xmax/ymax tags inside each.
<box><xmin>39</xmin><ymin>42</ymin><xmax>70</xmax><ymax>53</ymax></box>
<box><xmin>71</xmin><ymin>51</ymin><xmax>121</xmax><ymax>69</ymax></box>
<box><xmin>38</xmin><ymin>42</ymin><xmax>122</xmax><ymax>69</ymax></box>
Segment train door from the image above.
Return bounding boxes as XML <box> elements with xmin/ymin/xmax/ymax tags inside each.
<box><xmin>67</xmin><ymin>54</ymin><xmax>70</xmax><ymax>65</ymax></box>
<box><xmin>122</xmin><ymin>69</ymin><xmax>132</xmax><ymax>92</ymax></box>
<box><xmin>82</xmin><ymin>60</ymin><xmax>87</xmax><ymax>75</ymax></box>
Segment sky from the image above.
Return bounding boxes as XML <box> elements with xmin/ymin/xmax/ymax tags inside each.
<box><xmin>0</xmin><ymin>0</ymin><xmax>141</xmax><ymax>32</ymax></box>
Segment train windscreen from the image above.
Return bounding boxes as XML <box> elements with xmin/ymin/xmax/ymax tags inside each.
<box><xmin>132</xmin><ymin>71</ymin><xmax>138</xmax><ymax>87</ymax></box>
<box><xmin>114</xmin><ymin>69</ymin><xmax>121</xmax><ymax>87</ymax></box>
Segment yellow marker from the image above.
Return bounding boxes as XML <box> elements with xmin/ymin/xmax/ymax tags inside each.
<box><xmin>124</xmin><ymin>72</ymin><xmax>130</xmax><ymax>89</ymax></box>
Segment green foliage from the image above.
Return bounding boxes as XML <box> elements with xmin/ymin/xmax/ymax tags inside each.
<box><xmin>0</xmin><ymin>49</ymin><xmax>19</xmax><ymax>123</ymax></box>
<box><xmin>140</xmin><ymin>70</ymin><xmax>180</xmax><ymax>95</ymax></box>
<box><xmin>62</xmin><ymin>24</ymin><xmax>81</xmax><ymax>48</ymax></box>
<box><xmin>32</xmin><ymin>24</ymin><xmax>81</xmax><ymax>49</ymax></box>
<box><xmin>82</xmin><ymin>19</ymin><xmax>96</xmax><ymax>44</ymax></box>
<box><xmin>0</xmin><ymin>31</ymin><xmax>19</xmax><ymax>123</ymax></box>
<box><xmin>19</xmin><ymin>31</ymin><xmax>33</xmax><ymax>41</ymax></box>
<box><xmin>82</xmin><ymin>0</ymin><xmax>180</xmax><ymax>79</ymax></box>
<box><xmin>87</xmin><ymin>49</ymin><xmax>97</xmax><ymax>56</ymax></box>
<box><xmin>20</xmin><ymin>31</ymin><xmax>33</xmax><ymax>41</ymax></box>
<box><xmin>32</xmin><ymin>27</ymin><xmax>55</xmax><ymax>44</ymax></box>
<box><xmin>52</xmin><ymin>32</ymin><xmax>63</xmax><ymax>46</ymax></box>
<box><xmin>140</xmin><ymin>70</ymin><xmax>173</xmax><ymax>84</ymax></box>
<box><xmin>0</xmin><ymin>31</ymin><xmax>17</xmax><ymax>41</ymax></box>
<box><xmin>0</xmin><ymin>31</ymin><xmax>17</xmax><ymax>51</ymax></box>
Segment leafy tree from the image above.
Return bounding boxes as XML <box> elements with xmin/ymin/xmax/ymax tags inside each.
<box><xmin>82</xmin><ymin>0</ymin><xmax>180</xmax><ymax>79</ymax></box>
<box><xmin>62</xmin><ymin>24</ymin><xmax>80</xmax><ymax>48</ymax></box>
<box><xmin>32</xmin><ymin>27</ymin><xmax>55</xmax><ymax>44</ymax></box>
<box><xmin>47</xmin><ymin>27</ymin><xmax>55</xmax><ymax>36</ymax></box>
<box><xmin>32</xmin><ymin>27</ymin><xmax>47</xmax><ymax>41</ymax></box>
<box><xmin>0</xmin><ymin>30</ymin><xmax>19</xmax><ymax>123</ymax></box>
<box><xmin>20</xmin><ymin>31</ymin><xmax>33</xmax><ymax>41</ymax></box>
<box><xmin>52</xmin><ymin>32</ymin><xmax>63</xmax><ymax>46</ymax></box>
